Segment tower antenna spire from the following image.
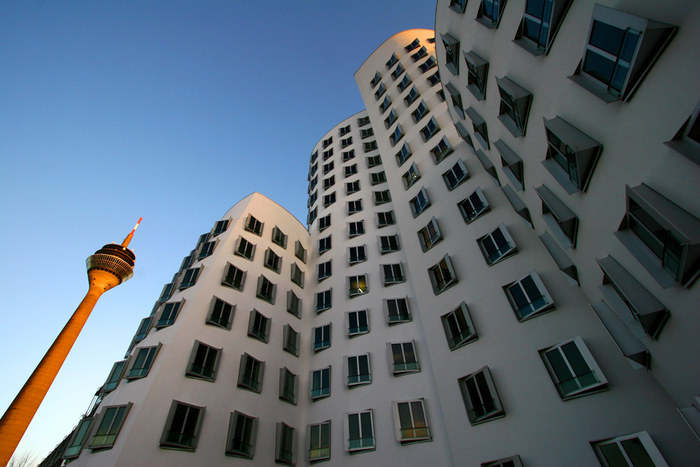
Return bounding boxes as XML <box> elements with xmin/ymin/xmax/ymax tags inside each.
<box><xmin>121</xmin><ymin>217</ymin><xmax>143</xmax><ymax>248</ymax></box>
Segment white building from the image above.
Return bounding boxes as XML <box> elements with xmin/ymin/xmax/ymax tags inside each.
<box><xmin>57</xmin><ymin>2</ymin><xmax>699</xmax><ymax>466</ymax></box>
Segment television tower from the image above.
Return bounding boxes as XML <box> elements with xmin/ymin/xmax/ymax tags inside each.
<box><xmin>0</xmin><ymin>219</ymin><xmax>142</xmax><ymax>465</ymax></box>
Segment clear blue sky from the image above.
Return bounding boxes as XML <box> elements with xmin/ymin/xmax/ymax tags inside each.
<box><xmin>0</xmin><ymin>0</ymin><xmax>435</xmax><ymax>461</ymax></box>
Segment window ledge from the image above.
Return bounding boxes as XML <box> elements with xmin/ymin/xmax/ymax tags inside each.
<box><xmin>614</xmin><ymin>230</ymin><xmax>677</xmax><ymax>289</ymax></box>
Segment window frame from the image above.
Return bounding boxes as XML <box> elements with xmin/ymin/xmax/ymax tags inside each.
<box><xmin>308</xmin><ymin>421</ymin><xmax>331</xmax><ymax>462</ymax></box>
<box><xmin>185</xmin><ymin>340</ymin><xmax>221</xmax><ymax>382</ymax></box>
<box><xmin>442</xmin><ymin>159</ymin><xmax>469</xmax><ymax>190</ymax></box>
<box><xmin>347</xmin><ymin>309</ymin><xmax>370</xmax><ymax>337</ymax></box>
<box><xmin>237</xmin><ymin>353</ymin><xmax>265</xmax><ymax>393</ymax></box>
<box><xmin>442</xmin><ymin>302</ymin><xmax>478</xmax><ymax>350</ymax></box>
<box><xmin>392</xmin><ymin>399</ymin><xmax>431</xmax><ymax>444</ymax></box>
<box><xmin>428</xmin><ymin>255</ymin><xmax>459</xmax><ymax>294</ymax></box>
<box><xmin>389</xmin><ymin>341</ymin><xmax>420</xmax><ymax>375</ymax></box>
<box><xmin>226</xmin><ymin>411</ymin><xmax>258</xmax><ymax>459</ymax></box>
<box><xmin>418</xmin><ymin>217</ymin><xmax>443</xmax><ymax>251</ymax></box>
<box><xmin>540</xmin><ymin>336</ymin><xmax>608</xmax><ymax>400</ymax></box>
<box><xmin>385</xmin><ymin>297</ymin><xmax>411</xmax><ymax>325</ymax></box>
<box><xmin>245</xmin><ymin>215</ymin><xmax>264</xmax><ymax>237</ymax></box>
<box><xmin>126</xmin><ymin>343</ymin><xmax>161</xmax><ymax>380</ymax></box>
<box><xmin>207</xmin><ymin>296</ymin><xmax>234</xmax><ymax>329</ymax></box>
<box><xmin>344</xmin><ymin>410</ymin><xmax>375</xmax><ymax>452</ymax></box>
<box><xmin>591</xmin><ymin>431</ymin><xmax>668</xmax><ymax>467</ymax></box>
<box><xmin>478</xmin><ymin>224</ymin><xmax>518</xmax><ymax>265</ymax></box>
<box><xmin>159</xmin><ymin>401</ymin><xmax>204</xmax><ymax>451</ymax></box>
<box><xmin>348</xmin><ymin>274</ymin><xmax>369</xmax><ymax>297</ymax></box>
<box><xmin>504</xmin><ymin>271</ymin><xmax>554</xmax><ymax>321</ymax></box>
<box><xmin>247</xmin><ymin>309</ymin><xmax>271</xmax><ymax>343</ymax></box>
<box><xmin>345</xmin><ymin>353</ymin><xmax>372</xmax><ymax>387</ymax></box>
<box><xmin>458</xmin><ymin>366</ymin><xmax>505</xmax><ymax>425</ymax></box>
<box><xmin>311</xmin><ymin>367</ymin><xmax>331</xmax><ymax>400</ymax></box>
<box><xmin>313</xmin><ymin>324</ymin><xmax>331</xmax><ymax>352</ymax></box>
<box><xmin>89</xmin><ymin>403</ymin><xmax>132</xmax><ymax>450</ymax></box>
<box><xmin>279</xmin><ymin>367</ymin><xmax>298</xmax><ymax>405</ymax></box>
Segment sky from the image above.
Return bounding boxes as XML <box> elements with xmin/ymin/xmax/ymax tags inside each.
<box><xmin>0</xmin><ymin>0</ymin><xmax>436</xmax><ymax>461</ymax></box>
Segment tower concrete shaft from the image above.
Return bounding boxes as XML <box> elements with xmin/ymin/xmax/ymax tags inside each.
<box><xmin>0</xmin><ymin>221</ymin><xmax>139</xmax><ymax>466</ymax></box>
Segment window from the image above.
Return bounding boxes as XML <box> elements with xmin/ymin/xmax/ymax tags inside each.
<box><xmin>339</xmin><ymin>124</ymin><xmax>351</xmax><ymax>136</ymax></box>
<box><xmin>271</xmin><ymin>227</ymin><xmax>287</xmax><ymax>248</ymax></box>
<box><xmin>536</xmin><ymin>184</ymin><xmax>579</xmax><ymax>248</ymax></box>
<box><xmin>275</xmin><ymin>422</ymin><xmax>296</xmax><ymax>465</ymax></box>
<box><xmin>349</xmin><ymin>221</ymin><xmax>365</xmax><ymax>237</ymax></box>
<box><xmin>459</xmin><ymin>367</ymin><xmax>505</xmax><ymax>425</ymax></box>
<box><xmin>410</xmin><ymin>188</ymin><xmax>431</xmax><ymax>217</ymax></box>
<box><xmin>450</xmin><ymin>0</ymin><xmax>467</xmax><ymax>13</ymax></box>
<box><xmin>349</xmin><ymin>245</ymin><xmax>367</xmax><ymax>264</ymax></box>
<box><xmin>316</xmin><ymin>289</ymin><xmax>332</xmax><ymax>312</ymax></box>
<box><xmin>198</xmin><ymin>240</ymin><xmax>216</xmax><ymax>260</ymax></box>
<box><xmin>212</xmin><ymin>219</ymin><xmax>230</xmax><ymax>236</ymax></box>
<box><xmin>357</xmin><ymin>115</ymin><xmax>370</xmax><ymax>126</ymax></box>
<box><xmin>323</xmin><ymin>175</ymin><xmax>335</xmax><ymax>190</ymax></box>
<box><xmin>427</xmin><ymin>71</ymin><xmax>440</xmax><ymax>86</ymax></box>
<box><xmin>494</xmin><ymin>139</ymin><xmax>524</xmax><ymax>190</ymax></box>
<box><xmin>238</xmin><ymin>353</ymin><xmax>264</xmax><ymax>393</ymax></box>
<box><xmin>226</xmin><ymin>411</ymin><xmax>257</xmax><ymax>458</ymax></box>
<box><xmin>385</xmin><ymin>109</ymin><xmax>398</xmax><ymax>128</ymax></box>
<box><xmin>572</xmin><ymin>5</ymin><xmax>677</xmax><ymax>102</ymax></box>
<box><xmin>617</xmin><ymin>184</ymin><xmax>700</xmax><ymax>288</ymax></box>
<box><xmin>382</xmin><ymin>263</ymin><xmax>405</xmax><ymax>285</ymax></box>
<box><xmin>496</xmin><ymin>77</ymin><xmax>533</xmax><ymax>137</ymax></box>
<box><xmin>158</xmin><ymin>401</ymin><xmax>206</xmax><ymax>453</ymax></box>
<box><xmin>379</xmin><ymin>96</ymin><xmax>392</xmax><ymax>114</ymax></box>
<box><xmin>541</xmin><ymin>336</ymin><xmax>608</xmax><ymax>399</ymax></box>
<box><xmin>386</xmin><ymin>53</ymin><xmax>399</xmax><ymax>69</ymax></box>
<box><xmin>63</xmin><ymin>416</ymin><xmax>94</xmax><ymax>458</ymax></box>
<box><xmin>443</xmin><ymin>160</ymin><xmax>469</xmax><ymax>190</ymax></box>
<box><xmin>374</xmin><ymin>190</ymin><xmax>391</xmax><ymax>205</ymax></box>
<box><xmin>370</xmin><ymin>71</ymin><xmax>382</xmax><ymax>88</ymax></box>
<box><xmin>380</xmin><ymin>235</ymin><xmax>400</xmax><ymax>254</ymax></box>
<box><xmin>405</xmin><ymin>38</ymin><xmax>421</xmax><ymax>52</ymax></box>
<box><xmin>311</xmin><ymin>367</ymin><xmax>331</xmax><ymax>400</ymax></box>
<box><xmin>348</xmin><ymin>309</ymin><xmax>369</xmax><ymax>337</ymax></box>
<box><xmin>179</xmin><ymin>267</ymin><xmax>201</xmax><ymax>290</ymax></box>
<box><xmin>309</xmin><ymin>177</ymin><xmax>318</xmax><ymax>192</ymax></box>
<box><xmin>323</xmin><ymin>148</ymin><xmax>333</xmax><ymax>160</ymax></box>
<box><xmin>360</xmin><ymin>128</ymin><xmax>374</xmax><ymax>140</ymax></box>
<box><xmin>364</xmin><ymin>140</ymin><xmax>379</xmax><ymax>152</ymax></box>
<box><xmin>482</xmin><ymin>456</ymin><xmax>524</xmax><ymax>467</ymax></box>
<box><xmin>390</xmin><ymin>342</ymin><xmax>419</xmax><ymax>375</ymax></box>
<box><xmin>394</xmin><ymin>144</ymin><xmax>412</xmax><ymax>169</ymax></box>
<box><xmin>389</xmin><ymin>125</ymin><xmax>404</xmax><ymax>148</ymax></box>
<box><xmin>295</xmin><ymin>241</ymin><xmax>307</xmax><ymax>263</ymax></box>
<box><xmin>478</xmin><ymin>224</ymin><xmax>517</xmax><ymax>265</ymax></box>
<box><xmin>420</xmin><ymin>117</ymin><xmax>440</xmax><ymax>142</ymax></box>
<box><xmin>367</xmin><ymin>155</ymin><xmax>382</xmax><ymax>167</ymax></box>
<box><xmin>132</xmin><ymin>317</ymin><xmax>153</xmax><ymax>343</ymax></box>
<box><xmin>245</xmin><ymin>215</ymin><xmax>263</xmax><ymax>236</ymax></box>
<box><xmin>263</xmin><ymin>248</ymin><xmax>282</xmax><ymax>273</ymax></box>
<box><xmin>89</xmin><ymin>404</ymin><xmax>131</xmax><ymax>450</ymax></box>
<box><xmin>186</xmin><ymin>341</ymin><xmax>221</xmax><ymax>381</ymax></box>
<box><xmin>377</xmin><ymin>210</ymin><xmax>395</xmax><ymax>228</ymax></box>
<box><xmin>515</xmin><ymin>0</ymin><xmax>572</xmax><ymax>56</ymax></box>
<box><xmin>279</xmin><ymin>368</ymin><xmax>298</xmax><ymax>405</ymax></box>
<box><xmin>442</xmin><ymin>33</ymin><xmax>460</xmax><ymax>74</ymax></box>
<box><xmin>323</xmin><ymin>137</ymin><xmax>333</xmax><ymax>148</ymax></box>
<box><xmin>308</xmin><ymin>191</ymin><xmax>317</xmax><ymax>207</ymax></box>
<box><xmin>345</xmin><ymin>410</ymin><xmax>375</xmax><ymax>452</ymax></box>
<box><xmin>308</xmin><ymin>421</ymin><xmax>331</xmax><ymax>462</ymax></box>
<box><xmin>466</xmin><ymin>107</ymin><xmax>490</xmax><ymax>149</ymax></box>
<box><xmin>319</xmin><ymin>214</ymin><xmax>331</xmax><ymax>231</ymax></box>
<box><xmin>391</xmin><ymin>63</ymin><xmax>405</xmax><ymax>80</ymax></box>
<box><xmin>398</xmin><ymin>74</ymin><xmax>412</xmax><ymax>92</ymax></box>
<box><xmin>459</xmin><ymin>188</ymin><xmax>490</xmax><ymax>223</ymax></box>
<box><xmin>235</xmin><ymin>237</ymin><xmax>256</xmax><ymax>260</ymax></box>
<box><xmin>404</xmin><ymin>86</ymin><xmax>419</xmax><ymax>105</ymax></box>
<box><xmin>157</xmin><ymin>282</ymin><xmax>174</xmax><ymax>304</ymax></box>
<box><xmin>412</xmin><ymin>100</ymin><xmax>429</xmax><ymax>123</ymax></box>
<box><xmin>392</xmin><ymin>400</ymin><xmax>431</xmax><ymax>443</ymax></box>
<box><xmin>428</xmin><ymin>256</ymin><xmax>458</xmax><ymax>294</ymax></box>
<box><xmin>341</xmin><ymin>136</ymin><xmax>352</xmax><ymax>148</ymax></box>
<box><xmin>311</xmin><ymin>151</ymin><xmax>319</xmax><ymax>163</ymax></box>
<box><xmin>283</xmin><ymin>324</ymin><xmax>300</xmax><ymax>357</ymax></box>
<box><xmin>386</xmin><ymin>298</ymin><xmax>411</xmax><ymax>324</ymax></box>
<box><xmin>402</xmin><ymin>163</ymin><xmax>421</xmax><ymax>189</ymax></box>
<box><xmin>103</xmin><ymin>360</ymin><xmax>127</xmax><ymax>392</ymax></box>
<box><xmin>370</xmin><ymin>171</ymin><xmax>387</xmax><ymax>185</ymax></box>
<box><xmin>344</xmin><ymin>164</ymin><xmax>358</xmax><ymax>177</ymax></box>
<box><xmin>505</xmin><ymin>271</ymin><xmax>554</xmax><ymax>321</ymax></box>
<box><xmin>666</xmin><ymin>100</ymin><xmax>700</xmax><ymax>165</ymax></box>
<box><xmin>346</xmin><ymin>354</ymin><xmax>371</xmax><ymax>386</ymax></box>
<box><xmin>411</xmin><ymin>46</ymin><xmax>427</xmax><ymax>61</ymax></box>
<box><xmin>207</xmin><ymin>297</ymin><xmax>234</xmax><ymax>329</ymax></box>
<box><xmin>256</xmin><ymin>275</ymin><xmax>276</xmax><ymax>304</ymax></box>
<box><xmin>318</xmin><ymin>236</ymin><xmax>331</xmax><ymax>255</ymax></box>
<box><xmin>127</xmin><ymin>344</ymin><xmax>160</xmax><ymax>379</ymax></box>
<box><xmin>348</xmin><ymin>199</ymin><xmax>363</xmax><ymax>214</ymax></box>
<box><xmin>247</xmin><ymin>309</ymin><xmax>271</xmax><ymax>343</ymax></box>
<box><xmin>375</xmin><ymin>82</ymin><xmax>387</xmax><ymax>100</ymax></box>
<box><xmin>464</xmin><ymin>51</ymin><xmax>489</xmax><ymax>100</ymax></box>
<box><xmin>346</xmin><ymin>180</ymin><xmax>360</xmax><ymax>194</ymax></box>
<box><xmin>591</xmin><ymin>431</ymin><xmax>668</xmax><ymax>466</ymax></box>
<box><xmin>442</xmin><ymin>302</ymin><xmax>478</xmax><ymax>350</ymax></box>
<box><xmin>348</xmin><ymin>275</ymin><xmax>369</xmax><ymax>297</ymax></box>
<box><xmin>476</xmin><ymin>0</ymin><xmax>509</xmax><ymax>29</ymax></box>
<box><xmin>157</xmin><ymin>301</ymin><xmax>182</xmax><ymax>328</ymax></box>
<box><xmin>419</xmin><ymin>56</ymin><xmax>437</xmax><ymax>73</ymax></box>
<box><xmin>343</xmin><ymin>149</ymin><xmax>356</xmax><ymax>162</ymax></box>
<box><xmin>291</xmin><ymin>263</ymin><xmax>304</xmax><ymax>288</ymax></box>
<box><xmin>287</xmin><ymin>290</ymin><xmax>301</xmax><ymax>319</ymax></box>
<box><xmin>313</xmin><ymin>324</ymin><xmax>331</xmax><ymax>352</ymax></box>
<box><xmin>323</xmin><ymin>161</ymin><xmax>334</xmax><ymax>174</ymax></box>
<box><xmin>317</xmin><ymin>260</ymin><xmax>332</xmax><ymax>281</ymax></box>
<box><xmin>418</xmin><ymin>217</ymin><xmax>443</xmax><ymax>251</ymax></box>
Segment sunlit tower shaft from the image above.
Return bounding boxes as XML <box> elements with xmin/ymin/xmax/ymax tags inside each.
<box><xmin>0</xmin><ymin>219</ymin><xmax>142</xmax><ymax>465</ymax></box>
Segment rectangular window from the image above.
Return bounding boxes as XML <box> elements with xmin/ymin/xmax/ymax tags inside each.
<box><xmin>311</xmin><ymin>367</ymin><xmax>331</xmax><ymax>399</ymax></box>
<box><xmin>237</xmin><ymin>353</ymin><xmax>264</xmax><ymax>393</ymax></box>
<box><xmin>308</xmin><ymin>421</ymin><xmax>331</xmax><ymax>462</ymax></box>
<box><xmin>398</xmin><ymin>74</ymin><xmax>412</xmax><ymax>92</ymax></box>
<box><xmin>357</xmin><ymin>115</ymin><xmax>370</xmax><ymax>126</ymax></box>
<box><xmin>392</xmin><ymin>400</ymin><xmax>431</xmax><ymax>443</ymax></box>
<box><xmin>386</xmin><ymin>53</ymin><xmax>398</xmax><ymax>69</ymax></box>
<box><xmin>316</xmin><ymin>289</ymin><xmax>332</xmax><ymax>312</ymax></box>
<box><xmin>402</xmin><ymin>163</ymin><xmax>421</xmax><ymax>189</ymax></box>
<box><xmin>346</xmin><ymin>354</ymin><xmax>371</xmax><ymax>386</ymax></box>
<box><xmin>212</xmin><ymin>219</ymin><xmax>230</xmax><ymax>236</ymax></box>
<box><xmin>263</xmin><ymin>248</ymin><xmax>282</xmax><ymax>273</ymax></box>
<box><xmin>591</xmin><ymin>431</ymin><xmax>668</xmax><ymax>466</ymax></box>
<box><xmin>226</xmin><ymin>411</ymin><xmax>257</xmax><ymax>458</ymax></box>
<box><xmin>295</xmin><ymin>241</ymin><xmax>306</xmax><ymax>263</ymax></box>
<box><xmin>222</xmin><ymin>263</ymin><xmax>246</xmax><ymax>291</ymax></box>
<box><xmin>349</xmin><ymin>245</ymin><xmax>367</xmax><ymax>264</ymax></box>
<box><xmin>256</xmin><ymin>275</ymin><xmax>276</xmax><ymax>304</ymax></box>
<box><xmin>313</xmin><ymin>324</ymin><xmax>331</xmax><ymax>352</ymax></box>
<box><xmin>348</xmin><ymin>275</ymin><xmax>369</xmax><ymax>297</ymax></box>
<box><xmin>323</xmin><ymin>137</ymin><xmax>333</xmax><ymax>148</ymax></box>
<box><xmin>132</xmin><ymin>317</ymin><xmax>153</xmax><ymax>343</ymax></box>
<box><xmin>541</xmin><ymin>336</ymin><xmax>608</xmax><ymax>399</ymax></box>
<box><xmin>283</xmin><ymin>324</ymin><xmax>300</xmax><ymax>357</ymax></box>
<box><xmin>157</xmin><ymin>301</ymin><xmax>182</xmax><ymax>328</ymax></box>
<box><xmin>412</xmin><ymin>101</ymin><xmax>429</xmax><ymax>123</ymax></box>
<box><xmin>390</xmin><ymin>342</ymin><xmax>420</xmax><ymax>375</ymax></box>
<box><xmin>380</xmin><ymin>235</ymin><xmax>400</xmax><ymax>254</ymax></box>
<box><xmin>405</xmin><ymin>86</ymin><xmax>420</xmax><ymax>105</ymax></box>
<box><xmin>385</xmin><ymin>109</ymin><xmax>398</xmax><ymax>128</ymax></box>
<box><xmin>370</xmin><ymin>71</ymin><xmax>382</xmax><ymax>88</ymax></box>
<box><xmin>346</xmin><ymin>180</ymin><xmax>360</xmax><ymax>194</ymax></box>
<box><xmin>374</xmin><ymin>190</ymin><xmax>391</xmax><ymax>205</ymax></box>
<box><xmin>478</xmin><ymin>224</ymin><xmax>517</xmax><ymax>265</ymax></box>
<box><xmin>391</xmin><ymin>62</ymin><xmax>405</xmax><ymax>80</ymax></box>
<box><xmin>287</xmin><ymin>290</ymin><xmax>301</xmax><ymax>319</ymax></box>
<box><xmin>318</xmin><ymin>236</ymin><xmax>331</xmax><ymax>255</ymax></box>
<box><xmin>160</xmin><ymin>401</ymin><xmax>204</xmax><ymax>451</ymax></box>
<box><xmin>275</xmin><ymin>422</ymin><xmax>296</xmax><ymax>465</ymax></box>
<box><xmin>411</xmin><ymin>46</ymin><xmax>428</xmax><ymax>61</ymax></box>
<box><xmin>419</xmin><ymin>56</ymin><xmax>437</xmax><ymax>73</ymax></box>
<box><xmin>442</xmin><ymin>33</ymin><xmax>460</xmax><ymax>74</ymax></box>
<box><xmin>317</xmin><ymin>260</ymin><xmax>332</xmax><ymax>281</ymax></box>
<box><xmin>207</xmin><ymin>297</ymin><xmax>234</xmax><ymax>329</ymax></box>
<box><xmin>446</xmin><ymin>82</ymin><xmax>465</xmax><ymax>119</ymax></box>
<box><xmin>348</xmin><ymin>199</ymin><xmax>363</xmax><ymax>214</ymax></box>
<box><xmin>323</xmin><ymin>148</ymin><xmax>333</xmax><ymax>160</ymax></box>
<box><xmin>389</xmin><ymin>124</ymin><xmax>405</xmax><ymax>146</ymax></box>
<box><xmin>319</xmin><ymin>214</ymin><xmax>331</xmax><ymax>231</ymax></box>
<box><xmin>178</xmin><ymin>267</ymin><xmax>201</xmax><ymax>290</ymax></box>
<box><xmin>197</xmin><ymin>240</ymin><xmax>216</xmax><ymax>260</ymax></box>
<box><xmin>504</xmin><ymin>271</ymin><xmax>554</xmax><ymax>321</ymax></box>
<box><xmin>245</xmin><ymin>215</ymin><xmax>264</xmax><ymax>236</ymax></box>
<box><xmin>536</xmin><ymin>184</ymin><xmax>579</xmax><ymax>248</ymax></box>
<box><xmin>343</xmin><ymin>149</ymin><xmax>355</xmax><ymax>162</ymax></box>
<box><xmin>370</xmin><ymin>171</ymin><xmax>387</xmax><ymax>185</ymax></box>
<box><xmin>464</xmin><ymin>51</ymin><xmax>489</xmax><ymax>100</ymax></box>
<box><xmin>235</xmin><ymin>237</ymin><xmax>256</xmax><ymax>261</ymax></box>
<box><xmin>279</xmin><ymin>368</ymin><xmax>298</xmax><ymax>405</ymax></box>
<box><xmin>427</xmin><ymin>71</ymin><xmax>440</xmax><ymax>86</ymax></box>
<box><xmin>410</xmin><ymin>188</ymin><xmax>431</xmax><ymax>217</ymax></box>
<box><xmin>367</xmin><ymin>155</ymin><xmax>382</xmax><ymax>167</ymax></box>
<box><xmin>443</xmin><ymin>159</ymin><xmax>469</xmax><ymax>190</ymax></box>
<box><xmin>344</xmin><ymin>164</ymin><xmax>358</xmax><ymax>177</ymax></box>
<box><xmin>496</xmin><ymin>76</ymin><xmax>532</xmax><ymax>137</ymax></box>
<box><xmin>395</xmin><ymin>143</ymin><xmax>412</xmax><ymax>167</ymax></box>
<box><xmin>271</xmin><ymin>227</ymin><xmax>287</xmax><ymax>248</ymax></box>
<box><xmin>247</xmin><ymin>309</ymin><xmax>271</xmax><ymax>343</ymax></box>
<box><xmin>323</xmin><ymin>192</ymin><xmax>336</xmax><ymax>207</ymax></box>
<box><xmin>89</xmin><ymin>404</ymin><xmax>131</xmax><ymax>450</ymax></box>
<box><xmin>459</xmin><ymin>366</ymin><xmax>505</xmax><ymax>425</ymax></box>
<box><xmin>348</xmin><ymin>309</ymin><xmax>369</xmax><ymax>337</ymax></box>
<box><xmin>323</xmin><ymin>161</ymin><xmax>334</xmax><ymax>174</ymax></box>
<box><xmin>386</xmin><ymin>298</ymin><xmax>411</xmax><ymax>324</ymax></box>
<box><xmin>339</xmin><ymin>125</ymin><xmax>351</xmax><ymax>136</ymax></box>
<box><xmin>349</xmin><ymin>221</ymin><xmax>365</xmax><ymax>237</ymax></box>
<box><xmin>323</xmin><ymin>175</ymin><xmax>335</xmax><ymax>190</ymax></box>
<box><xmin>459</xmin><ymin>188</ymin><xmax>490</xmax><ymax>223</ymax></box>
<box><xmin>186</xmin><ymin>341</ymin><xmax>221</xmax><ymax>381</ymax></box>
<box><xmin>476</xmin><ymin>0</ymin><xmax>508</xmax><ymax>28</ymax></box>
<box><xmin>382</xmin><ymin>263</ymin><xmax>405</xmax><ymax>285</ymax></box>
<box><xmin>102</xmin><ymin>360</ymin><xmax>127</xmax><ymax>392</ymax></box>
<box><xmin>379</xmin><ymin>96</ymin><xmax>392</xmax><ymax>114</ymax></box>
<box><xmin>345</xmin><ymin>410</ymin><xmax>375</xmax><ymax>452</ymax></box>
<box><xmin>63</xmin><ymin>417</ymin><xmax>94</xmax><ymax>458</ymax></box>
<box><xmin>291</xmin><ymin>263</ymin><xmax>304</xmax><ymax>288</ymax></box>
<box><xmin>374</xmin><ymin>82</ymin><xmax>387</xmax><ymax>100</ymax></box>
<box><xmin>361</xmin><ymin>128</ymin><xmax>375</xmax><ymax>139</ymax></box>
<box><xmin>466</xmin><ymin>107</ymin><xmax>490</xmax><ymax>150</ymax></box>
<box><xmin>405</xmin><ymin>38</ymin><xmax>421</xmax><ymax>52</ymax></box>
<box><xmin>377</xmin><ymin>210</ymin><xmax>395</xmax><ymax>228</ymax></box>
<box><xmin>482</xmin><ymin>455</ymin><xmax>524</xmax><ymax>467</ymax></box>
<box><xmin>418</xmin><ymin>217</ymin><xmax>443</xmax><ymax>251</ymax></box>
<box><xmin>127</xmin><ymin>344</ymin><xmax>160</xmax><ymax>380</ymax></box>
<box><xmin>442</xmin><ymin>302</ymin><xmax>478</xmax><ymax>350</ymax></box>
<box><xmin>341</xmin><ymin>137</ymin><xmax>353</xmax><ymax>148</ymax></box>
<box><xmin>428</xmin><ymin>255</ymin><xmax>458</xmax><ymax>294</ymax></box>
